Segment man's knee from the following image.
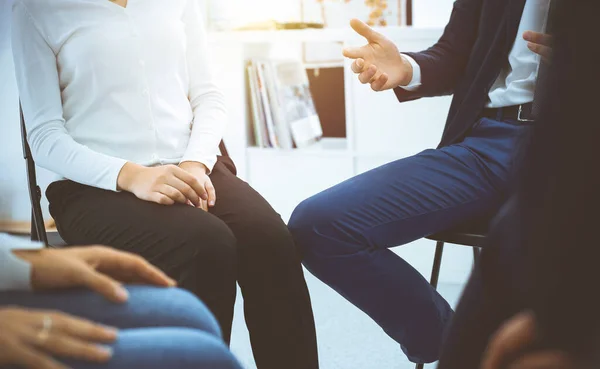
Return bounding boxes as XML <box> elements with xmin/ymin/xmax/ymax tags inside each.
<box><xmin>288</xmin><ymin>195</ymin><xmax>326</xmax><ymax>233</ymax></box>
<box><xmin>289</xmin><ymin>195</ymin><xmax>367</xmax><ymax>267</ymax></box>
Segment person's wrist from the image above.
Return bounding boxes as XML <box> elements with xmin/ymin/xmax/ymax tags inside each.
<box><xmin>180</xmin><ymin>161</ymin><xmax>208</xmax><ymax>175</ymax></box>
<box><xmin>117</xmin><ymin>162</ymin><xmax>144</xmax><ymax>191</ymax></box>
<box><xmin>399</xmin><ymin>55</ymin><xmax>414</xmax><ymax>87</ymax></box>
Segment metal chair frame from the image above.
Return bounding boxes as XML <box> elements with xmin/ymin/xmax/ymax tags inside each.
<box><xmin>414</xmin><ymin>230</ymin><xmax>486</xmax><ymax>369</ymax></box>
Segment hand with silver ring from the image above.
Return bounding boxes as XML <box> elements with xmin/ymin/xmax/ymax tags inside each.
<box><xmin>0</xmin><ymin>307</ymin><xmax>117</xmax><ymax>369</ymax></box>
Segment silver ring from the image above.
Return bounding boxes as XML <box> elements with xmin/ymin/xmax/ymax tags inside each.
<box><xmin>37</xmin><ymin>315</ymin><xmax>53</xmax><ymax>343</ymax></box>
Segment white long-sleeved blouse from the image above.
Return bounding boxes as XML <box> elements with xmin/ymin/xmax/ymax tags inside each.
<box><xmin>12</xmin><ymin>0</ymin><xmax>227</xmax><ymax>191</ymax></box>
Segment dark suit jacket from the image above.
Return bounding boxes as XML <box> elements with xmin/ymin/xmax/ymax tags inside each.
<box><xmin>395</xmin><ymin>0</ymin><xmax>528</xmax><ymax>147</ymax></box>
<box><xmin>436</xmin><ymin>0</ymin><xmax>600</xmax><ymax>366</ymax></box>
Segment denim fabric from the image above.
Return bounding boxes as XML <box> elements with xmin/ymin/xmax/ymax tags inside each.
<box><xmin>0</xmin><ymin>286</ymin><xmax>242</xmax><ymax>369</ymax></box>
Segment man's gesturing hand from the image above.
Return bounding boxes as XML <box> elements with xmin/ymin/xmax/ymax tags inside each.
<box><xmin>343</xmin><ymin>19</ymin><xmax>413</xmax><ymax>91</ymax></box>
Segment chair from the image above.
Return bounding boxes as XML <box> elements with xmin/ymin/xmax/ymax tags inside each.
<box><xmin>20</xmin><ymin>103</ymin><xmax>67</xmax><ymax>248</ymax></box>
<box><xmin>19</xmin><ymin>103</ymin><xmax>230</xmax><ymax>248</ymax></box>
<box><xmin>414</xmin><ymin>223</ymin><xmax>488</xmax><ymax>369</ymax></box>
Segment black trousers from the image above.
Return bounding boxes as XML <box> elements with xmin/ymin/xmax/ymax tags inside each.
<box><xmin>47</xmin><ymin>156</ymin><xmax>319</xmax><ymax>369</ymax></box>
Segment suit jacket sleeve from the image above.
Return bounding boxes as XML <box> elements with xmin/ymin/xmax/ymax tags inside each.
<box><xmin>395</xmin><ymin>0</ymin><xmax>484</xmax><ymax>102</ymax></box>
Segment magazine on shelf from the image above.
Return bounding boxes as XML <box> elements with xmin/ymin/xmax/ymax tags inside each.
<box><xmin>253</xmin><ymin>60</ymin><xmax>279</xmax><ymax>148</ymax></box>
<box><xmin>246</xmin><ymin>58</ymin><xmax>323</xmax><ymax>149</ymax></box>
<box><xmin>246</xmin><ymin>64</ymin><xmax>267</xmax><ymax>147</ymax></box>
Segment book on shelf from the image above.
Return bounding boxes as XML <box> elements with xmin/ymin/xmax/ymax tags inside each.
<box><xmin>247</xmin><ymin>59</ymin><xmax>323</xmax><ymax>149</ymax></box>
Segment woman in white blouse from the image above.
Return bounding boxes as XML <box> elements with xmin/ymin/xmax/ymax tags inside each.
<box><xmin>11</xmin><ymin>0</ymin><xmax>318</xmax><ymax>367</ymax></box>
<box><xmin>0</xmin><ymin>234</ymin><xmax>242</xmax><ymax>369</ymax></box>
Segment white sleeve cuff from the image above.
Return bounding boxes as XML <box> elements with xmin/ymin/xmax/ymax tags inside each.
<box><xmin>400</xmin><ymin>54</ymin><xmax>422</xmax><ymax>92</ymax></box>
<box><xmin>0</xmin><ymin>234</ymin><xmax>44</xmax><ymax>291</ymax></box>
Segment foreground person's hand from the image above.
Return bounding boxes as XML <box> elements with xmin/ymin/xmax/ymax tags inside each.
<box><xmin>13</xmin><ymin>246</ymin><xmax>176</xmax><ymax>303</ymax></box>
<box><xmin>0</xmin><ymin>307</ymin><xmax>117</xmax><ymax>369</ymax></box>
<box><xmin>481</xmin><ymin>311</ymin><xmax>577</xmax><ymax>369</ymax></box>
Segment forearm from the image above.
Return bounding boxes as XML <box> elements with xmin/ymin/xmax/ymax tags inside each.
<box><xmin>181</xmin><ymin>90</ymin><xmax>227</xmax><ymax>173</ymax></box>
<box><xmin>181</xmin><ymin>0</ymin><xmax>227</xmax><ymax>172</ymax></box>
<box><xmin>28</xmin><ymin>123</ymin><xmax>128</xmax><ymax>191</ymax></box>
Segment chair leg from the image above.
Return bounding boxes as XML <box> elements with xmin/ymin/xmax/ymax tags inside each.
<box><xmin>430</xmin><ymin>241</ymin><xmax>445</xmax><ymax>290</ymax></box>
<box><xmin>472</xmin><ymin>247</ymin><xmax>481</xmax><ymax>264</ymax></box>
<box><xmin>415</xmin><ymin>363</ymin><xmax>425</xmax><ymax>369</ymax></box>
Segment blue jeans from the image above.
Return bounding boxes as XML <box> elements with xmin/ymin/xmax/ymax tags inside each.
<box><xmin>288</xmin><ymin>117</ymin><xmax>531</xmax><ymax>363</ymax></box>
<box><xmin>0</xmin><ymin>287</ymin><xmax>242</xmax><ymax>369</ymax></box>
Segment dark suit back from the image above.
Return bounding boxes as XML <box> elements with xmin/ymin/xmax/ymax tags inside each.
<box><xmin>395</xmin><ymin>0</ymin><xmax>527</xmax><ymax>147</ymax></box>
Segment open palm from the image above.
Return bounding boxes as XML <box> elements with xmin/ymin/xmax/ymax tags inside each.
<box><xmin>343</xmin><ymin>19</ymin><xmax>413</xmax><ymax>91</ymax></box>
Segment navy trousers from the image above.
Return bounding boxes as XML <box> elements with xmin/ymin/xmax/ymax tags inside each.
<box><xmin>288</xmin><ymin>116</ymin><xmax>532</xmax><ymax>363</ymax></box>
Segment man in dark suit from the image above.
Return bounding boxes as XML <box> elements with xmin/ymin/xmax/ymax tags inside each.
<box><xmin>288</xmin><ymin>0</ymin><xmax>554</xmax><ymax>364</ymax></box>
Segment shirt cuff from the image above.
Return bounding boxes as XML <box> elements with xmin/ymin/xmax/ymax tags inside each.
<box><xmin>0</xmin><ymin>234</ymin><xmax>44</xmax><ymax>291</ymax></box>
<box><xmin>104</xmin><ymin>158</ymin><xmax>129</xmax><ymax>192</ymax></box>
<box><xmin>399</xmin><ymin>54</ymin><xmax>422</xmax><ymax>91</ymax></box>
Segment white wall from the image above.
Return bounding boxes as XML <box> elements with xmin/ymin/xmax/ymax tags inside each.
<box><xmin>0</xmin><ymin>1</ymin><xmax>52</xmax><ymax>222</ymax></box>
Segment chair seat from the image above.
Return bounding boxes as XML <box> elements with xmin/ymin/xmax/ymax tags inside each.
<box><xmin>426</xmin><ymin>221</ymin><xmax>489</xmax><ymax>248</ymax></box>
<box><xmin>47</xmin><ymin>231</ymin><xmax>68</xmax><ymax>248</ymax></box>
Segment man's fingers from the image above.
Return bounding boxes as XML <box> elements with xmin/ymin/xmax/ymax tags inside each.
<box><xmin>45</xmin><ymin>312</ymin><xmax>117</xmax><ymax>343</ymax></box>
<box><xmin>508</xmin><ymin>351</ymin><xmax>576</xmax><ymax>369</ymax></box>
<box><xmin>205</xmin><ymin>181</ymin><xmax>216</xmax><ymax>207</ymax></box>
<box><xmin>350</xmin><ymin>18</ymin><xmax>382</xmax><ymax>43</ymax></box>
<box><xmin>527</xmin><ymin>43</ymin><xmax>552</xmax><ymax>61</ymax></box>
<box><xmin>523</xmin><ymin>31</ymin><xmax>553</xmax><ymax>47</ymax></box>
<box><xmin>371</xmin><ymin>73</ymin><xmax>389</xmax><ymax>91</ymax></box>
<box><xmin>359</xmin><ymin>65</ymin><xmax>377</xmax><ymax>84</ymax></box>
<box><xmin>350</xmin><ymin>58</ymin><xmax>366</xmax><ymax>73</ymax></box>
<box><xmin>343</xmin><ymin>46</ymin><xmax>367</xmax><ymax>60</ymax></box>
<box><xmin>481</xmin><ymin>311</ymin><xmax>537</xmax><ymax>369</ymax></box>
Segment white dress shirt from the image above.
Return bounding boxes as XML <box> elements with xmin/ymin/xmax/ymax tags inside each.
<box><xmin>0</xmin><ymin>234</ymin><xmax>43</xmax><ymax>291</ymax></box>
<box><xmin>12</xmin><ymin>0</ymin><xmax>227</xmax><ymax>191</ymax></box>
<box><xmin>402</xmin><ymin>0</ymin><xmax>551</xmax><ymax>108</ymax></box>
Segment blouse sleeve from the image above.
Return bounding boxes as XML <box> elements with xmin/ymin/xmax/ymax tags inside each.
<box><xmin>11</xmin><ymin>1</ymin><xmax>128</xmax><ymax>191</ymax></box>
<box><xmin>179</xmin><ymin>0</ymin><xmax>228</xmax><ymax>172</ymax></box>
<box><xmin>0</xmin><ymin>233</ymin><xmax>43</xmax><ymax>291</ymax></box>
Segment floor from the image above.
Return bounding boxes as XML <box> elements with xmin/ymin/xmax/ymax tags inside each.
<box><xmin>230</xmin><ymin>271</ymin><xmax>466</xmax><ymax>369</ymax></box>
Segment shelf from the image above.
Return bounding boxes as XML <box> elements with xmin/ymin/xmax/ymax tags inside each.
<box><xmin>209</xmin><ymin>26</ymin><xmax>443</xmax><ymax>44</ymax></box>
<box><xmin>246</xmin><ymin>138</ymin><xmax>352</xmax><ymax>157</ymax></box>
<box><xmin>209</xmin><ymin>28</ymin><xmax>347</xmax><ymax>44</ymax></box>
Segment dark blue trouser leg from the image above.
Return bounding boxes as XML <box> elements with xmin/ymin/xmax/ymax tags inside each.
<box><xmin>289</xmin><ymin>118</ymin><xmax>531</xmax><ymax>363</ymax></box>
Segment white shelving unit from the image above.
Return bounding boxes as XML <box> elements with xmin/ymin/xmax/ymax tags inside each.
<box><xmin>208</xmin><ymin>26</ymin><xmax>452</xmax><ymax>220</ymax></box>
